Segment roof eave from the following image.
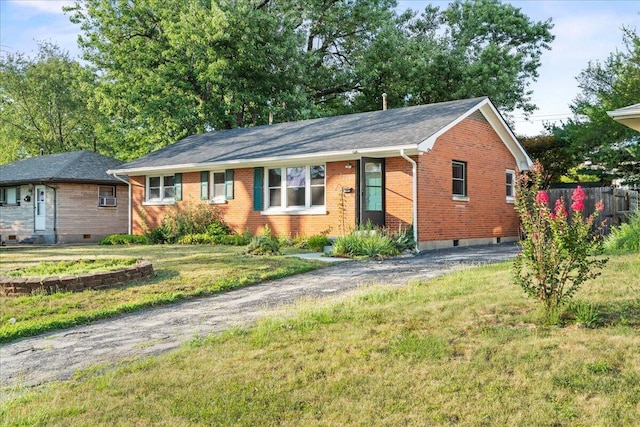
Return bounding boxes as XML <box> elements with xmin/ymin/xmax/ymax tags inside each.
<box><xmin>108</xmin><ymin>145</ymin><xmax>421</xmax><ymax>176</ymax></box>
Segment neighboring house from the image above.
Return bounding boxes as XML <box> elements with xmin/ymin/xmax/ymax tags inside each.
<box><xmin>608</xmin><ymin>103</ymin><xmax>640</xmax><ymax>131</ymax></box>
<box><xmin>109</xmin><ymin>97</ymin><xmax>532</xmax><ymax>251</ymax></box>
<box><xmin>0</xmin><ymin>150</ymin><xmax>128</xmax><ymax>244</ymax></box>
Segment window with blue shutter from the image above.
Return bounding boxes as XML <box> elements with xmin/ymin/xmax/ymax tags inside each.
<box><xmin>174</xmin><ymin>173</ymin><xmax>182</xmax><ymax>201</ymax></box>
<box><xmin>225</xmin><ymin>169</ymin><xmax>234</xmax><ymax>200</ymax></box>
<box><xmin>253</xmin><ymin>167</ymin><xmax>263</xmax><ymax>211</ymax></box>
<box><xmin>200</xmin><ymin>171</ymin><xmax>209</xmax><ymax>200</ymax></box>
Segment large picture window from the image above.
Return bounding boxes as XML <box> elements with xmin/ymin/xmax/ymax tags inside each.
<box><xmin>147</xmin><ymin>175</ymin><xmax>175</xmax><ymax>202</ymax></box>
<box><xmin>452</xmin><ymin>161</ymin><xmax>467</xmax><ymax>198</ymax></box>
<box><xmin>266</xmin><ymin>165</ymin><xmax>325</xmax><ymax>210</ymax></box>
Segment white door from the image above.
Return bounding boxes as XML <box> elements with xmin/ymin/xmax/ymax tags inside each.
<box><xmin>35</xmin><ymin>186</ymin><xmax>46</xmax><ymax>230</ymax></box>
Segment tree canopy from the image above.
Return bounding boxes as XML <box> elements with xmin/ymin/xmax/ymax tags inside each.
<box><xmin>553</xmin><ymin>27</ymin><xmax>640</xmax><ymax>186</ymax></box>
<box><xmin>2</xmin><ymin>0</ymin><xmax>554</xmax><ymax>163</ymax></box>
<box><xmin>0</xmin><ymin>43</ymin><xmax>103</xmax><ymax>163</ymax></box>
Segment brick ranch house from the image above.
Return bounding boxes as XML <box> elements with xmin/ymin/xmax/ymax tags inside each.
<box><xmin>0</xmin><ymin>150</ymin><xmax>128</xmax><ymax>244</ymax></box>
<box><xmin>109</xmin><ymin>97</ymin><xmax>533</xmax><ymax>251</ymax></box>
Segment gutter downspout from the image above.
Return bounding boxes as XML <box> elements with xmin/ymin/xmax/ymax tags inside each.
<box><xmin>41</xmin><ymin>182</ymin><xmax>58</xmax><ymax>244</ymax></box>
<box><xmin>400</xmin><ymin>149</ymin><xmax>418</xmax><ymax>252</ymax></box>
<box><xmin>110</xmin><ymin>173</ymin><xmax>132</xmax><ymax>235</ymax></box>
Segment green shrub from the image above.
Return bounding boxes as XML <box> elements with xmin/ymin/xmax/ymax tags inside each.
<box><xmin>218</xmin><ymin>232</ymin><xmax>252</xmax><ymax>246</ymax></box>
<box><xmin>146</xmin><ymin>225</ymin><xmax>171</xmax><ymax>244</ymax></box>
<box><xmin>177</xmin><ymin>233</ymin><xmax>216</xmax><ymax>245</ymax></box>
<box><xmin>569</xmin><ymin>300</ymin><xmax>600</xmax><ymax>328</ymax></box>
<box><xmin>513</xmin><ymin>162</ymin><xmax>607</xmax><ymax>317</ymax></box>
<box><xmin>332</xmin><ymin>227</ymin><xmax>399</xmax><ymax>258</ymax></box>
<box><xmin>307</xmin><ymin>234</ymin><xmax>331</xmax><ymax>252</ymax></box>
<box><xmin>147</xmin><ymin>203</ymin><xmax>231</xmax><ymax>244</ymax></box>
<box><xmin>99</xmin><ymin>234</ymin><xmax>150</xmax><ymax>245</ymax></box>
<box><xmin>604</xmin><ymin>210</ymin><xmax>640</xmax><ymax>253</ymax></box>
<box><xmin>246</xmin><ymin>225</ymin><xmax>280</xmax><ymax>255</ymax></box>
<box><xmin>178</xmin><ymin>230</ymin><xmax>252</xmax><ymax>246</ymax></box>
<box><xmin>207</xmin><ymin>220</ymin><xmax>231</xmax><ymax>237</ymax></box>
<box><xmin>390</xmin><ymin>226</ymin><xmax>415</xmax><ymax>252</ymax></box>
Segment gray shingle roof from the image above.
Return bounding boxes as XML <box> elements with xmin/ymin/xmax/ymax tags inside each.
<box><xmin>117</xmin><ymin>97</ymin><xmax>487</xmax><ymax>172</ymax></box>
<box><xmin>0</xmin><ymin>150</ymin><xmax>124</xmax><ymax>186</ymax></box>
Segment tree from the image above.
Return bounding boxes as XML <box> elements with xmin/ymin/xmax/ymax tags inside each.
<box><xmin>513</xmin><ymin>162</ymin><xmax>606</xmax><ymax>322</ymax></box>
<box><xmin>519</xmin><ymin>133</ymin><xmax>578</xmax><ymax>186</ymax></box>
<box><xmin>65</xmin><ymin>0</ymin><xmax>554</xmax><ymax>157</ymax></box>
<box><xmin>353</xmin><ymin>0</ymin><xmax>554</xmax><ymax>114</ymax></box>
<box><xmin>557</xmin><ymin>27</ymin><xmax>640</xmax><ymax>186</ymax></box>
<box><xmin>0</xmin><ymin>42</ymin><xmax>102</xmax><ymax>163</ymax></box>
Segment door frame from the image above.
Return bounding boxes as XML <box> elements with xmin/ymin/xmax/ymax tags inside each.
<box><xmin>35</xmin><ymin>185</ymin><xmax>46</xmax><ymax>231</ymax></box>
<box><xmin>357</xmin><ymin>157</ymin><xmax>385</xmax><ymax>227</ymax></box>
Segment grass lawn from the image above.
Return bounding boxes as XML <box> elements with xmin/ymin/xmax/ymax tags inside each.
<box><xmin>2</xmin><ymin>252</ymin><xmax>638</xmax><ymax>426</ymax></box>
<box><xmin>0</xmin><ymin>245</ymin><xmax>325</xmax><ymax>343</ymax></box>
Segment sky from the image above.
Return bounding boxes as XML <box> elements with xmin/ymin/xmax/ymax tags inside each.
<box><xmin>1</xmin><ymin>0</ymin><xmax>638</xmax><ymax>136</ymax></box>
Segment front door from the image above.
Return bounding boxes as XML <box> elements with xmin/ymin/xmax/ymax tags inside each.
<box><xmin>359</xmin><ymin>157</ymin><xmax>385</xmax><ymax>227</ymax></box>
<box><xmin>35</xmin><ymin>186</ymin><xmax>46</xmax><ymax>230</ymax></box>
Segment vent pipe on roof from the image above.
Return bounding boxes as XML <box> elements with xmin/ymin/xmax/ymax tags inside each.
<box><xmin>269</xmin><ymin>111</ymin><xmax>273</xmax><ymax>126</ymax></box>
<box><xmin>382</xmin><ymin>93</ymin><xmax>387</xmax><ymax>111</ymax></box>
<box><xmin>40</xmin><ymin>148</ymin><xmax>44</xmax><ymax>156</ymax></box>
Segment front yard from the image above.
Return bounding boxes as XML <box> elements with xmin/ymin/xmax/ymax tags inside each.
<box><xmin>1</xmin><ymin>252</ymin><xmax>639</xmax><ymax>425</ymax></box>
<box><xmin>0</xmin><ymin>245</ymin><xmax>326</xmax><ymax>343</ymax></box>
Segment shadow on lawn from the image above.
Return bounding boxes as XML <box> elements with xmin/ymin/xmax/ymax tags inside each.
<box><xmin>598</xmin><ymin>299</ymin><xmax>640</xmax><ymax>328</ymax></box>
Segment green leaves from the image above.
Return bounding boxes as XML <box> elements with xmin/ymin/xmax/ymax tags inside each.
<box><xmin>557</xmin><ymin>27</ymin><xmax>640</xmax><ymax>186</ymax></box>
<box><xmin>513</xmin><ymin>163</ymin><xmax>607</xmax><ymax>317</ymax></box>
<box><xmin>45</xmin><ymin>0</ymin><xmax>555</xmax><ymax>160</ymax></box>
<box><xmin>0</xmin><ymin>42</ymin><xmax>102</xmax><ymax>162</ymax></box>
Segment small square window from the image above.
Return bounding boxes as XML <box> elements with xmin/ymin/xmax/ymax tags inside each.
<box><xmin>99</xmin><ymin>186</ymin><xmax>117</xmax><ymax>207</ymax></box>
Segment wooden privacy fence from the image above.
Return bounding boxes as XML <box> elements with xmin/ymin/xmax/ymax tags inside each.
<box><xmin>547</xmin><ymin>187</ymin><xmax>639</xmax><ymax>235</ymax></box>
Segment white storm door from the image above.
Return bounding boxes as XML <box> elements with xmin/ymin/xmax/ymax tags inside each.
<box><xmin>35</xmin><ymin>186</ymin><xmax>46</xmax><ymax>230</ymax></box>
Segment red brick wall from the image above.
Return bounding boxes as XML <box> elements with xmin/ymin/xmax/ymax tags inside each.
<box><xmin>131</xmin><ymin>161</ymin><xmax>358</xmax><ymax>238</ymax></box>
<box><xmin>385</xmin><ymin>156</ymin><xmax>414</xmax><ymax>232</ymax></box>
<box><xmin>416</xmin><ymin>115</ymin><xmax>521</xmax><ymax>243</ymax></box>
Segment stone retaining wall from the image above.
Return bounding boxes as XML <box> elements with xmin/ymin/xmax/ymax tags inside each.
<box><xmin>0</xmin><ymin>261</ymin><xmax>154</xmax><ymax>297</ymax></box>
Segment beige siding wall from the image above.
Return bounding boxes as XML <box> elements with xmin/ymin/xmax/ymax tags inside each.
<box><xmin>0</xmin><ymin>184</ymin><xmax>35</xmax><ymax>243</ymax></box>
<box><xmin>57</xmin><ymin>183</ymin><xmax>128</xmax><ymax>243</ymax></box>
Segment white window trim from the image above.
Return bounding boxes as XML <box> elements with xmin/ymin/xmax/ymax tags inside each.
<box><xmin>210</xmin><ymin>171</ymin><xmax>227</xmax><ymax>204</ymax></box>
<box><xmin>506</xmin><ymin>169</ymin><xmax>516</xmax><ymax>203</ymax></box>
<box><xmin>452</xmin><ymin>160</ymin><xmax>467</xmax><ymax>198</ymax></box>
<box><xmin>144</xmin><ymin>175</ymin><xmax>175</xmax><ymax>205</ymax></box>
<box><xmin>263</xmin><ymin>164</ymin><xmax>326</xmax><ymax>215</ymax></box>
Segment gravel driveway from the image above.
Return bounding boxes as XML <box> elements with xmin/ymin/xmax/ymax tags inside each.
<box><xmin>1</xmin><ymin>243</ymin><xmax>519</xmax><ymax>397</ymax></box>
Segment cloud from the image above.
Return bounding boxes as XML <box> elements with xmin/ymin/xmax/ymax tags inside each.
<box><xmin>7</xmin><ymin>0</ymin><xmax>76</xmax><ymax>14</ymax></box>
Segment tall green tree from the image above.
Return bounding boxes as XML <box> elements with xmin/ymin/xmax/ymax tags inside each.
<box><xmin>353</xmin><ymin>0</ymin><xmax>554</xmax><ymax>114</ymax></box>
<box><xmin>558</xmin><ymin>27</ymin><xmax>640</xmax><ymax>186</ymax></box>
<box><xmin>0</xmin><ymin>43</ymin><xmax>102</xmax><ymax>164</ymax></box>
<box><xmin>66</xmin><ymin>0</ymin><xmax>554</xmax><ymax>158</ymax></box>
<box><xmin>519</xmin><ymin>133</ymin><xmax>578</xmax><ymax>186</ymax></box>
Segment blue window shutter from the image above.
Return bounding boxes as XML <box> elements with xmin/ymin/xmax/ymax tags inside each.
<box><xmin>174</xmin><ymin>173</ymin><xmax>182</xmax><ymax>201</ymax></box>
<box><xmin>225</xmin><ymin>169</ymin><xmax>234</xmax><ymax>200</ymax></box>
<box><xmin>200</xmin><ymin>171</ymin><xmax>209</xmax><ymax>200</ymax></box>
<box><xmin>16</xmin><ymin>186</ymin><xmax>21</xmax><ymax>206</ymax></box>
<box><xmin>253</xmin><ymin>167</ymin><xmax>263</xmax><ymax>211</ymax></box>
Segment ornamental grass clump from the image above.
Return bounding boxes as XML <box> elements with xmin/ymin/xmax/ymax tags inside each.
<box><xmin>513</xmin><ymin>162</ymin><xmax>607</xmax><ymax>319</ymax></box>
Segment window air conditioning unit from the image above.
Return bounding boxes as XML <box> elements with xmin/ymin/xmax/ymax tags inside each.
<box><xmin>99</xmin><ymin>196</ymin><xmax>117</xmax><ymax>207</ymax></box>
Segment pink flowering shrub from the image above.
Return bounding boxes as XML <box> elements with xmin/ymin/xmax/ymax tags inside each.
<box><xmin>513</xmin><ymin>162</ymin><xmax>607</xmax><ymax>317</ymax></box>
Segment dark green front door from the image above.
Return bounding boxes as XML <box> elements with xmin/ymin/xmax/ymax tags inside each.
<box><xmin>359</xmin><ymin>157</ymin><xmax>385</xmax><ymax>227</ymax></box>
